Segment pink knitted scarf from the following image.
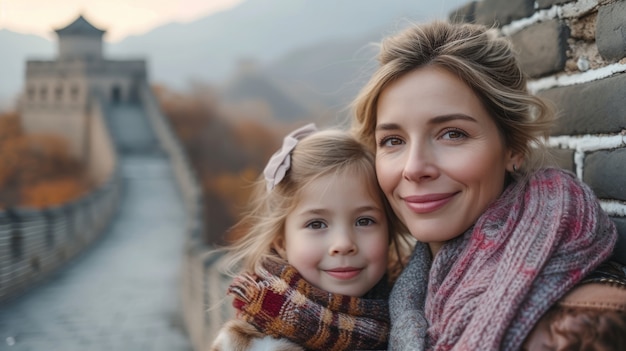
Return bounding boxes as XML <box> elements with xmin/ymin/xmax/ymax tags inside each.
<box><xmin>388</xmin><ymin>168</ymin><xmax>617</xmax><ymax>350</ymax></box>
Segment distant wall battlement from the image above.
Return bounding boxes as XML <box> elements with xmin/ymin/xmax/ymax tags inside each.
<box><xmin>25</xmin><ymin>60</ymin><xmax>146</xmax><ymax>77</ymax></box>
<box><xmin>451</xmin><ymin>0</ymin><xmax>626</xmax><ymax>262</ymax></box>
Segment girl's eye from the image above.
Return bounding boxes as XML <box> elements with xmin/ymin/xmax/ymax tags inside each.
<box><xmin>441</xmin><ymin>129</ymin><xmax>467</xmax><ymax>140</ymax></box>
<box><xmin>306</xmin><ymin>221</ymin><xmax>327</xmax><ymax>230</ymax></box>
<box><xmin>378</xmin><ymin>136</ymin><xmax>404</xmax><ymax>147</ymax></box>
<box><xmin>355</xmin><ymin>217</ymin><xmax>375</xmax><ymax>226</ymax></box>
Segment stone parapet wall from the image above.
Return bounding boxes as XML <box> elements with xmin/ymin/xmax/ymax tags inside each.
<box><xmin>0</xmin><ymin>99</ymin><xmax>120</xmax><ymax>303</ymax></box>
<box><xmin>139</xmin><ymin>84</ymin><xmax>233</xmax><ymax>351</ymax></box>
<box><xmin>450</xmin><ymin>0</ymin><xmax>626</xmax><ymax>263</ymax></box>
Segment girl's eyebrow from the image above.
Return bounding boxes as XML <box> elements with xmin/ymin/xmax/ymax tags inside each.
<box><xmin>355</xmin><ymin>205</ymin><xmax>384</xmax><ymax>213</ymax></box>
<box><xmin>298</xmin><ymin>206</ymin><xmax>383</xmax><ymax>216</ymax></box>
<box><xmin>376</xmin><ymin>114</ymin><xmax>478</xmax><ymax>132</ymax></box>
<box><xmin>290</xmin><ymin>207</ymin><xmax>328</xmax><ymax>217</ymax></box>
<box><xmin>302</xmin><ymin>208</ymin><xmax>329</xmax><ymax>215</ymax></box>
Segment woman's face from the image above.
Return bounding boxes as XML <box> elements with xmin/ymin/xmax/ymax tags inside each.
<box><xmin>374</xmin><ymin>66</ymin><xmax>517</xmax><ymax>254</ymax></box>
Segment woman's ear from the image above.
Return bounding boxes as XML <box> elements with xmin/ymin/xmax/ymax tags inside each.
<box><xmin>272</xmin><ymin>237</ymin><xmax>287</xmax><ymax>259</ymax></box>
<box><xmin>506</xmin><ymin>151</ymin><xmax>524</xmax><ymax>173</ymax></box>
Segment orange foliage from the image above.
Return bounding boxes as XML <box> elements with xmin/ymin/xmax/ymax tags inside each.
<box><xmin>155</xmin><ymin>85</ymin><xmax>290</xmax><ymax>245</ymax></box>
<box><xmin>21</xmin><ymin>179</ymin><xmax>88</xmax><ymax>208</ymax></box>
<box><xmin>0</xmin><ymin>112</ymin><xmax>21</xmax><ymax>143</ymax></box>
<box><xmin>205</xmin><ymin>168</ymin><xmax>259</xmax><ymax>220</ymax></box>
<box><xmin>0</xmin><ymin>112</ymin><xmax>92</xmax><ymax>209</ymax></box>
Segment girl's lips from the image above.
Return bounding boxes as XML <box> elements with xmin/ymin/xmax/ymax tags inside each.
<box><xmin>325</xmin><ymin>268</ymin><xmax>362</xmax><ymax>280</ymax></box>
<box><xmin>403</xmin><ymin>192</ymin><xmax>457</xmax><ymax>214</ymax></box>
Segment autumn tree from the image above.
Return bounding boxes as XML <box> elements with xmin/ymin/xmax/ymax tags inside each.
<box><xmin>155</xmin><ymin>84</ymin><xmax>292</xmax><ymax>245</ymax></box>
<box><xmin>0</xmin><ymin>112</ymin><xmax>92</xmax><ymax>209</ymax></box>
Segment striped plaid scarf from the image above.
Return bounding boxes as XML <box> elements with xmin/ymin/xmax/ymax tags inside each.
<box><xmin>389</xmin><ymin>168</ymin><xmax>617</xmax><ymax>350</ymax></box>
<box><xmin>229</xmin><ymin>259</ymin><xmax>390</xmax><ymax>350</ymax></box>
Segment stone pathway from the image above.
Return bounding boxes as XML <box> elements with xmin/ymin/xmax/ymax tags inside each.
<box><xmin>0</xmin><ymin>155</ymin><xmax>192</xmax><ymax>351</ymax></box>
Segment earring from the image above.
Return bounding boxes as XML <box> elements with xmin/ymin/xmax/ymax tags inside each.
<box><xmin>512</xmin><ymin>164</ymin><xmax>518</xmax><ymax>173</ymax></box>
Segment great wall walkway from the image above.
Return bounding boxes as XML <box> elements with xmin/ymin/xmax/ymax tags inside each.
<box><xmin>0</xmin><ymin>104</ymin><xmax>193</xmax><ymax>350</ymax></box>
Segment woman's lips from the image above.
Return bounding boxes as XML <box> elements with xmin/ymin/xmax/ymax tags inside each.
<box><xmin>325</xmin><ymin>267</ymin><xmax>362</xmax><ymax>280</ymax></box>
<box><xmin>403</xmin><ymin>192</ymin><xmax>457</xmax><ymax>214</ymax></box>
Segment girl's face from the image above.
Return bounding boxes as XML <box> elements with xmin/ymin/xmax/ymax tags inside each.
<box><xmin>283</xmin><ymin>171</ymin><xmax>389</xmax><ymax>297</ymax></box>
<box><xmin>374</xmin><ymin>66</ymin><xmax>518</xmax><ymax>255</ymax></box>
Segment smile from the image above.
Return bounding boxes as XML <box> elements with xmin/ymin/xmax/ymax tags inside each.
<box><xmin>324</xmin><ymin>267</ymin><xmax>362</xmax><ymax>280</ymax></box>
<box><xmin>403</xmin><ymin>192</ymin><xmax>458</xmax><ymax>214</ymax></box>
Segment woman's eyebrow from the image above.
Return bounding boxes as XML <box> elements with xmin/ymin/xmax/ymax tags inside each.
<box><xmin>375</xmin><ymin>123</ymin><xmax>401</xmax><ymax>132</ymax></box>
<box><xmin>429</xmin><ymin>114</ymin><xmax>477</xmax><ymax>124</ymax></box>
<box><xmin>376</xmin><ymin>114</ymin><xmax>478</xmax><ymax>132</ymax></box>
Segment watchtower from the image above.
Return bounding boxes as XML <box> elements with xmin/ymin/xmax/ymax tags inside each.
<box><xmin>19</xmin><ymin>15</ymin><xmax>147</xmax><ymax>159</ymax></box>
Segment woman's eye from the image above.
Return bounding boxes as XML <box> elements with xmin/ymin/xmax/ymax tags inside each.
<box><xmin>378</xmin><ymin>136</ymin><xmax>403</xmax><ymax>147</ymax></box>
<box><xmin>441</xmin><ymin>129</ymin><xmax>467</xmax><ymax>140</ymax></box>
<box><xmin>306</xmin><ymin>221</ymin><xmax>327</xmax><ymax>229</ymax></box>
<box><xmin>356</xmin><ymin>217</ymin><xmax>375</xmax><ymax>226</ymax></box>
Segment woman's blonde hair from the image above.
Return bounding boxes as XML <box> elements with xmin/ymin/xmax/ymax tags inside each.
<box><xmin>220</xmin><ymin>128</ymin><xmax>410</xmax><ymax>279</ymax></box>
<box><xmin>351</xmin><ymin>21</ymin><xmax>555</xmax><ymax>175</ymax></box>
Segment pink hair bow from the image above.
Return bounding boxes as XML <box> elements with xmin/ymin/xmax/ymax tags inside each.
<box><xmin>263</xmin><ymin>123</ymin><xmax>317</xmax><ymax>191</ymax></box>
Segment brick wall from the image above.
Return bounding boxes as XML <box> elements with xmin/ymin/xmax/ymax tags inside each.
<box><xmin>450</xmin><ymin>0</ymin><xmax>626</xmax><ymax>263</ymax></box>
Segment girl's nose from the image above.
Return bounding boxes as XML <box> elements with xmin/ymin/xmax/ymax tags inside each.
<box><xmin>329</xmin><ymin>231</ymin><xmax>358</xmax><ymax>256</ymax></box>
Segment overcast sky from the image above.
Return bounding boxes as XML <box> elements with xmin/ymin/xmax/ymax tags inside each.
<box><xmin>0</xmin><ymin>0</ymin><xmax>243</xmax><ymax>42</ymax></box>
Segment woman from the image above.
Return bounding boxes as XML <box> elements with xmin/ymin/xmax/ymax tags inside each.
<box><xmin>351</xmin><ymin>21</ymin><xmax>618</xmax><ymax>350</ymax></box>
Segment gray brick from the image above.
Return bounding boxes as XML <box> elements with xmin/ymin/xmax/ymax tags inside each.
<box><xmin>584</xmin><ymin>149</ymin><xmax>626</xmax><ymax>201</ymax></box>
<box><xmin>449</xmin><ymin>1</ymin><xmax>477</xmax><ymax>23</ymax></box>
<box><xmin>548</xmin><ymin>148</ymin><xmax>575</xmax><ymax>172</ymax></box>
<box><xmin>597</xmin><ymin>2</ymin><xmax>626</xmax><ymax>61</ymax></box>
<box><xmin>612</xmin><ymin>217</ymin><xmax>626</xmax><ymax>266</ymax></box>
<box><xmin>510</xmin><ymin>20</ymin><xmax>569</xmax><ymax>78</ymax></box>
<box><xmin>474</xmin><ymin>0</ymin><xmax>534</xmax><ymax>27</ymax></box>
<box><xmin>537</xmin><ymin>0</ymin><xmax>575</xmax><ymax>9</ymax></box>
<box><xmin>538</xmin><ymin>73</ymin><xmax>626</xmax><ymax>135</ymax></box>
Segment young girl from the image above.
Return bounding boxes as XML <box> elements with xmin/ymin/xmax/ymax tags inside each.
<box><xmin>210</xmin><ymin>124</ymin><xmax>409</xmax><ymax>351</ymax></box>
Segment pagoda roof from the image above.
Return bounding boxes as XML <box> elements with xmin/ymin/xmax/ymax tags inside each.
<box><xmin>55</xmin><ymin>15</ymin><xmax>106</xmax><ymax>36</ymax></box>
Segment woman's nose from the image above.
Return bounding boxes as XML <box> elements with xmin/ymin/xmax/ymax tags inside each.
<box><xmin>402</xmin><ymin>142</ymin><xmax>439</xmax><ymax>182</ymax></box>
<box><xmin>329</xmin><ymin>231</ymin><xmax>358</xmax><ymax>256</ymax></box>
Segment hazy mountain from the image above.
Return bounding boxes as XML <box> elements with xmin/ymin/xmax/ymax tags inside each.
<box><xmin>108</xmin><ymin>0</ymin><xmax>467</xmax><ymax>89</ymax></box>
<box><xmin>262</xmin><ymin>30</ymin><xmax>384</xmax><ymax>114</ymax></box>
<box><xmin>0</xmin><ymin>0</ymin><xmax>467</xmax><ymax>110</ymax></box>
<box><xmin>221</xmin><ymin>65</ymin><xmax>310</xmax><ymax>121</ymax></box>
<box><xmin>0</xmin><ymin>30</ymin><xmax>54</xmax><ymax>110</ymax></box>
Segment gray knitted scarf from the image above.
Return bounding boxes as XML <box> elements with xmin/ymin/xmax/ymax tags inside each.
<box><xmin>389</xmin><ymin>168</ymin><xmax>617</xmax><ymax>351</ymax></box>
